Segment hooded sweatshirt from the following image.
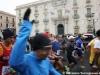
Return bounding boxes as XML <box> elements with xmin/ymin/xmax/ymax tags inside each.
<box><xmin>9</xmin><ymin>20</ymin><xmax>61</xmax><ymax>75</ymax></box>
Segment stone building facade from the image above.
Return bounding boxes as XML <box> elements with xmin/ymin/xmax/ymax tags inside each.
<box><xmin>16</xmin><ymin>0</ymin><xmax>100</xmax><ymax>35</ymax></box>
<box><xmin>0</xmin><ymin>10</ymin><xmax>16</xmax><ymax>32</ymax></box>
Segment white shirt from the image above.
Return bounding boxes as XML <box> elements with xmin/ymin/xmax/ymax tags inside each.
<box><xmin>94</xmin><ymin>39</ymin><xmax>100</xmax><ymax>49</ymax></box>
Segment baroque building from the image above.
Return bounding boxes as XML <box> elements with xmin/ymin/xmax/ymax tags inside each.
<box><xmin>16</xmin><ymin>0</ymin><xmax>100</xmax><ymax>35</ymax></box>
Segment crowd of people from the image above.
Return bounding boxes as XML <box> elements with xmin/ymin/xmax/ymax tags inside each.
<box><xmin>0</xmin><ymin>8</ymin><xmax>100</xmax><ymax>75</ymax></box>
<box><xmin>0</xmin><ymin>28</ymin><xmax>16</xmax><ymax>75</ymax></box>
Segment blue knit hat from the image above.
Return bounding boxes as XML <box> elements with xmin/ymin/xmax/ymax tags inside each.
<box><xmin>31</xmin><ymin>33</ymin><xmax>51</xmax><ymax>50</ymax></box>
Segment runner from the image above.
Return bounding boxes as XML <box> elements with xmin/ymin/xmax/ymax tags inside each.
<box><xmin>94</xmin><ymin>29</ymin><xmax>100</xmax><ymax>71</ymax></box>
<box><xmin>66</xmin><ymin>36</ymin><xmax>77</xmax><ymax>68</ymax></box>
<box><xmin>0</xmin><ymin>28</ymin><xmax>15</xmax><ymax>75</ymax></box>
<box><xmin>75</xmin><ymin>34</ymin><xmax>85</xmax><ymax>68</ymax></box>
<box><xmin>9</xmin><ymin>8</ymin><xmax>61</xmax><ymax>75</ymax></box>
<box><xmin>87</xmin><ymin>38</ymin><xmax>97</xmax><ymax>71</ymax></box>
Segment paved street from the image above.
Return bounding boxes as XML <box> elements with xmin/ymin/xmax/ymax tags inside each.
<box><xmin>62</xmin><ymin>50</ymin><xmax>92</xmax><ymax>75</ymax></box>
<box><xmin>71</xmin><ymin>50</ymin><xmax>90</xmax><ymax>72</ymax></box>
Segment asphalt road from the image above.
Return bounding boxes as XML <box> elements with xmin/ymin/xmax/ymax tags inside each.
<box><xmin>62</xmin><ymin>50</ymin><xmax>94</xmax><ymax>75</ymax></box>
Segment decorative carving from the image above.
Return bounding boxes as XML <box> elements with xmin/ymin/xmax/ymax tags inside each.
<box><xmin>52</xmin><ymin>0</ymin><xmax>67</xmax><ymax>7</ymax></box>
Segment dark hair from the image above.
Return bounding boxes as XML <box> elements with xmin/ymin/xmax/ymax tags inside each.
<box><xmin>0</xmin><ymin>36</ymin><xmax>2</xmax><ymax>41</ymax></box>
<box><xmin>78</xmin><ymin>34</ymin><xmax>82</xmax><ymax>38</ymax></box>
<box><xmin>2</xmin><ymin>28</ymin><xmax>15</xmax><ymax>40</ymax></box>
<box><xmin>0</xmin><ymin>36</ymin><xmax>1</xmax><ymax>39</ymax></box>
<box><xmin>31</xmin><ymin>33</ymin><xmax>51</xmax><ymax>51</ymax></box>
<box><xmin>96</xmin><ymin>29</ymin><xmax>100</xmax><ymax>37</ymax></box>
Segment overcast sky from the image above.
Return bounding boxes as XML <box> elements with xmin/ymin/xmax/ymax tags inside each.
<box><xmin>0</xmin><ymin>0</ymin><xmax>39</xmax><ymax>15</ymax></box>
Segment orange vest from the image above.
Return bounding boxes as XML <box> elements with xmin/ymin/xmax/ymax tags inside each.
<box><xmin>0</xmin><ymin>44</ymin><xmax>3</xmax><ymax>57</ymax></box>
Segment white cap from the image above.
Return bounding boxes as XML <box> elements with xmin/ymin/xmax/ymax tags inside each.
<box><xmin>68</xmin><ymin>36</ymin><xmax>75</xmax><ymax>40</ymax></box>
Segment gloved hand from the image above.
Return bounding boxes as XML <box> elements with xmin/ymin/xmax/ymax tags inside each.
<box><xmin>23</xmin><ymin>8</ymin><xmax>35</xmax><ymax>24</ymax></box>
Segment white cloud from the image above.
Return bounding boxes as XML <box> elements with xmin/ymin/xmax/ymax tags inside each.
<box><xmin>0</xmin><ymin>0</ymin><xmax>39</xmax><ymax>15</ymax></box>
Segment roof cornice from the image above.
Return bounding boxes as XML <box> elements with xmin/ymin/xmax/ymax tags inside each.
<box><xmin>0</xmin><ymin>10</ymin><xmax>16</xmax><ymax>17</ymax></box>
<box><xmin>16</xmin><ymin>0</ymin><xmax>51</xmax><ymax>10</ymax></box>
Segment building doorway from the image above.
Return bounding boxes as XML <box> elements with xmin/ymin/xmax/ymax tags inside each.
<box><xmin>57</xmin><ymin>24</ymin><xmax>64</xmax><ymax>35</ymax></box>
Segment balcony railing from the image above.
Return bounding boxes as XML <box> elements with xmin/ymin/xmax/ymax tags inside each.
<box><xmin>85</xmin><ymin>13</ymin><xmax>93</xmax><ymax>18</ymax></box>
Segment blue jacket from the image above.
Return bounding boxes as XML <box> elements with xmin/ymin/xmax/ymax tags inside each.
<box><xmin>75</xmin><ymin>37</ymin><xmax>83</xmax><ymax>49</ymax></box>
<box><xmin>9</xmin><ymin>20</ymin><xmax>61</xmax><ymax>75</ymax></box>
<box><xmin>52</xmin><ymin>41</ymin><xmax>61</xmax><ymax>52</ymax></box>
